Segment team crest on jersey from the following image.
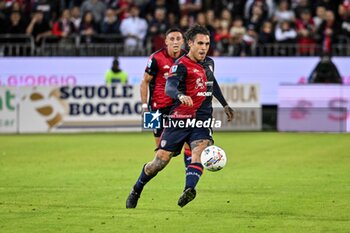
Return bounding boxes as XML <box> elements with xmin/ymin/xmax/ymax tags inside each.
<box><xmin>193</xmin><ymin>68</ymin><xmax>199</xmax><ymax>73</ymax></box>
<box><xmin>147</xmin><ymin>59</ymin><xmax>152</xmax><ymax>68</ymax></box>
<box><xmin>195</xmin><ymin>77</ymin><xmax>205</xmax><ymax>89</ymax></box>
<box><xmin>161</xmin><ymin>140</ymin><xmax>167</xmax><ymax>147</ymax></box>
<box><xmin>171</xmin><ymin>65</ymin><xmax>178</xmax><ymax>73</ymax></box>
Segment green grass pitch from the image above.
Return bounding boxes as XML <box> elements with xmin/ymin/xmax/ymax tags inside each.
<box><xmin>0</xmin><ymin>132</ymin><xmax>349</xmax><ymax>233</ymax></box>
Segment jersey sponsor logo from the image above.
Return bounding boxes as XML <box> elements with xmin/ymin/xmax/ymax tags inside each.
<box><xmin>197</xmin><ymin>92</ymin><xmax>212</xmax><ymax>96</ymax></box>
<box><xmin>171</xmin><ymin>65</ymin><xmax>178</xmax><ymax>73</ymax></box>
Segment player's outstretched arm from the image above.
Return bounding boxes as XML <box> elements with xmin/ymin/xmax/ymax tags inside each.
<box><xmin>213</xmin><ymin>78</ymin><xmax>234</xmax><ymax>121</ymax></box>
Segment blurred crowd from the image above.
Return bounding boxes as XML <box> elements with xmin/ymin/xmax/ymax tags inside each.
<box><xmin>0</xmin><ymin>0</ymin><xmax>350</xmax><ymax>56</ymax></box>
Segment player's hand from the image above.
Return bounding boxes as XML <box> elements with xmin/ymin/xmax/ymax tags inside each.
<box><xmin>141</xmin><ymin>103</ymin><xmax>149</xmax><ymax>114</ymax></box>
<box><xmin>179</xmin><ymin>95</ymin><xmax>193</xmax><ymax>107</ymax></box>
<box><xmin>224</xmin><ymin>105</ymin><xmax>234</xmax><ymax>122</ymax></box>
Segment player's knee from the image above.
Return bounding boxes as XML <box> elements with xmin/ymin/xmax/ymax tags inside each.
<box><xmin>145</xmin><ymin>150</ymin><xmax>171</xmax><ymax>175</ymax></box>
<box><xmin>157</xmin><ymin>149</ymin><xmax>172</xmax><ymax>162</ymax></box>
<box><xmin>144</xmin><ymin>163</ymin><xmax>158</xmax><ymax>176</ymax></box>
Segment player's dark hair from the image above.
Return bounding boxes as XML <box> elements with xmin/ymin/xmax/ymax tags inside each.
<box><xmin>165</xmin><ymin>27</ymin><xmax>185</xmax><ymax>39</ymax></box>
<box><xmin>185</xmin><ymin>24</ymin><xmax>210</xmax><ymax>42</ymax></box>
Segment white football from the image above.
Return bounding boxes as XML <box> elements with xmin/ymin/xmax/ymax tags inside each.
<box><xmin>201</xmin><ymin>145</ymin><xmax>227</xmax><ymax>171</ymax></box>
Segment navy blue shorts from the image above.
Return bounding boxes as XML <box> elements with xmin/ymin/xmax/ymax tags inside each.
<box><xmin>158</xmin><ymin>125</ymin><xmax>213</xmax><ymax>153</ymax></box>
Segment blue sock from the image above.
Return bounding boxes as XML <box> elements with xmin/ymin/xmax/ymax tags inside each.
<box><xmin>133</xmin><ymin>165</ymin><xmax>157</xmax><ymax>194</ymax></box>
<box><xmin>185</xmin><ymin>163</ymin><xmax>203</xmax><ymax>189</ymax></box>
<box><xmin>184</xmin><ymin>148</ymin><xmax>192</xmax><ymax>168</ymax></box>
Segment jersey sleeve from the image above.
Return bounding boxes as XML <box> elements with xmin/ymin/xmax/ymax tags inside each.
<box><xmin>145</xmin><ymin>56</ymin><xmax>158</xmax><ymax>77</ymax></box>
<box><xmin>207</xmin><ymin>58</ymin><xmax>227</xmax><ymax>107</ymax></box>
<box><xmin>165</xmin><ymin>63</ymin><xmax>187</xmax><ymax>99</ymax></box>
<box><xmin>213</xmin><ymin>78</ymin><xmax>228</xmax><ymax>107</ymax></box>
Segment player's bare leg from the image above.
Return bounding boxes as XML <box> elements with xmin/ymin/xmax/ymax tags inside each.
<box><xmin>126</xmin><ymin>149</ymin><xmax>173</xmax><ymax>208</ymax></box>
<box><xmin>178</xmin><ymin>139</ymin><xmax>213</xmax><ymax>207</ymax></box>
<box><xmin>144</xmin><ymin>149</ymin><xmax>172</xmax><ymax>175</ymax></box>
<box><xmin>157</xmin><ymin>137</ymin><xmax>192</xmax><ymax>168</ymax></box>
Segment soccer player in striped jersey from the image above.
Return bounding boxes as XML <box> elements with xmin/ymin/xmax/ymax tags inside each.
<box><xmin>127</xmin><ymin>25</ymin><xmax>234</xmax><ymax>208</ymax></box>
